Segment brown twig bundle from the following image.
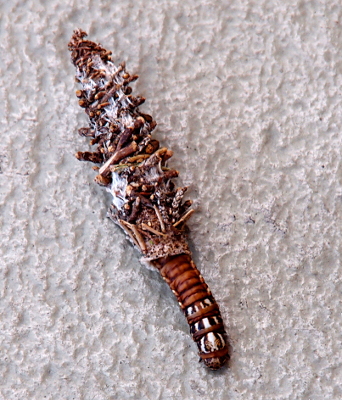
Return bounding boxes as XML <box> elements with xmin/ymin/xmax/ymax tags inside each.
<box><xmin>68</xmin><ymin>30</ymin><xmax>229</xmax><ymax>370</ymax></box>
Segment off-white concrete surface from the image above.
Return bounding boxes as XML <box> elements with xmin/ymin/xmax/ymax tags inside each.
<box><xmin>1</xmin><ymin>1</ymin><xmax>342</xmax><ymax>399</ymax></box>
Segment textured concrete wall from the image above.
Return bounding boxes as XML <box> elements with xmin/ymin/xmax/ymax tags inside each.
<box><xmin>1</xmin><ymin>1</ymin><xmax>342</xmax><ymax>399</ymax></box>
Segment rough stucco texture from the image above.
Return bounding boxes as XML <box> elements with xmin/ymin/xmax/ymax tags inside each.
<box><xmin>1</xmin><ymin>1</ymin><xmax>342</xmax><ymax>399</ymax></box>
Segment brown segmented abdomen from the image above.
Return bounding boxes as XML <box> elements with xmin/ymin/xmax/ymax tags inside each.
<box><xmin>153</xmin><ymin>254</ymin><xmax>229</xmax><ymax>370</ymax></box>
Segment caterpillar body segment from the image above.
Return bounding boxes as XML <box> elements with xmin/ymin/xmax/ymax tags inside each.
<box><xmin>154</xmin><ymin>254</ymin><xmax>229</xmax><ymax>370</ymax></box>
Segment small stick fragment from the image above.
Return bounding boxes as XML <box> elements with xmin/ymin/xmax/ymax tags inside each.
<box><xmin>173</xmin><ymin>209</ymin><xmax>195</xmax><ymax>228</ymax></box>
<box><xmin>94</xmin><ymin>174</ymin><xmax>112</xmax><ymax>186</ymax></box>
<box><xmin>153</xmin><ymin>205</ymin><xmax>166</xmax><ymax>233</ymax></box>
<box><xmin>118</xmin><ymin>219</ymin><xmax>140</xmax><ymax>248</ymax></box>
<box><xmin>75</xmin><ymin>151</ymin><xmax>103</xmax><ymax>163</ymax></box>
<box><xmin>120</xmin><ymin>219</ymin><xmax>146</xmax><ymax>252</ymax></box>
<box><xmin>141</xmin><ymin>223</ymin><xmax>167</xmax><ymax>237</ymax></box>
<box><xmin>127</xmin><ymin>197</ymin><xmax>141</xmax><ymax>223</ymax></box>
<box><xmin>127</xmin><ymin>154</ymin><xmax>150</xmax><ymax>163</ymax></box>
<box><xmin>99</xmin><ymin>141</ymin><xmax>138</xmax><ymax>175</ymax></box>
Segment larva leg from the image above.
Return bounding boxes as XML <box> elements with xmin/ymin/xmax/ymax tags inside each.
<box><xmin>153</xmin><ymin>254</ymin><xmax>229</xmax><ymax>370</ymax></box>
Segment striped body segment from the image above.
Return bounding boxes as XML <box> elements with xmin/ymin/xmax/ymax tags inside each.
<box><xmin>154</xmin><ymin>254</ymin><xmax>229</xmax><ymax>370</ymax></box>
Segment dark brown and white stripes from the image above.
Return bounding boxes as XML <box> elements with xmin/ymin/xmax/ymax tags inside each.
<box><xmin>68</xmin><ymin>30</ymin><xmax>230</xmax><ymax>370</ymax></box>
<box><xmin>153</xmin><ymin>254</ymin><xmax>229</xmax><ymax>370</ymax></box>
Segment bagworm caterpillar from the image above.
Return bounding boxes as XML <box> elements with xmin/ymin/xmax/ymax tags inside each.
<box><xmin>68</xmin><ymin>30</ymin><xmax>229</xmax><ymax>370</ymax></box>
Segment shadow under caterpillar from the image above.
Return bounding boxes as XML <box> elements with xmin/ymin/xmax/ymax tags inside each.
<box><xmin>68</xmin><ymin>30</ymin><xmax>229</xmax><ymax>370</ymax></box>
